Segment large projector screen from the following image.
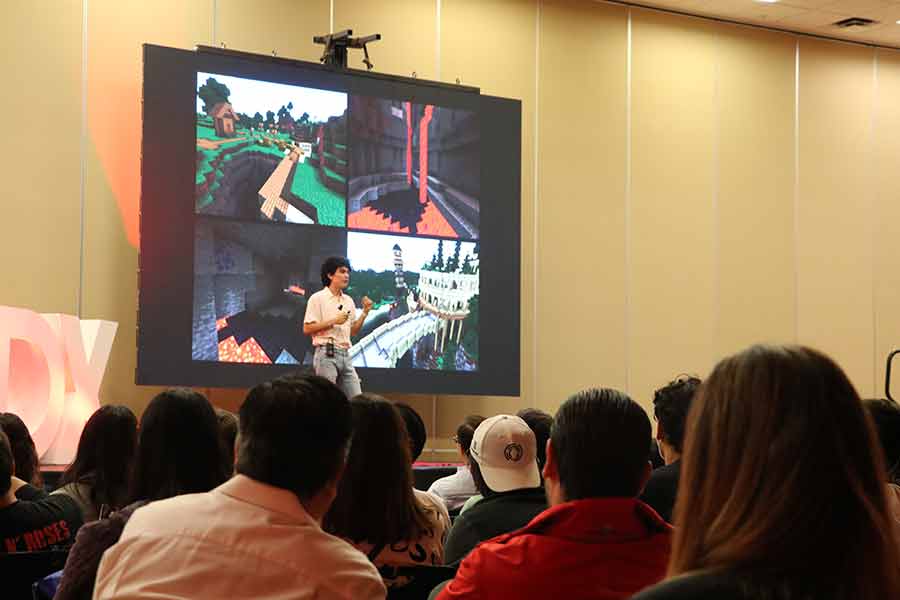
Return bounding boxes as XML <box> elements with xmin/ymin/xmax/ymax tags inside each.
<box><xmin>137</xmin><ymin>44</ymin><xmax>521</xmax><ymax>396</ymax></box>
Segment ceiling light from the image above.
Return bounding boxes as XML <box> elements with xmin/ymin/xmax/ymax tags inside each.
<box><xmin>755</xmin><ymin>0</ymin><xmax>779</xmax><ymax>4</ymax></box>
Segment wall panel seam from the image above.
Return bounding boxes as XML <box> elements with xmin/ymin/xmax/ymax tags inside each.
<box><xmin>78</xmin><ymin>0</ymin><xmax>89</xmax><ymax>318</ymax></box>
<box><xmin>625</xmin><ymin>8</ymin><xmax>633</xmax><ymax>394</ymax></box>
<box><xmin>793</xmin><ymin>39</ymin><xmax>800</xmax><ymax>343</ymax></box>
<box><xmin>532</xmin><ymin>0</ymin><xmax>541</xmax><ymax>404</ymax></box>
<box><xmin>712</xmin><ymin>29</ymin><xmax>720</xmax><ymax>360</ymax></box>
<box><xmin>871</xmin><ymin>50</ymin><xmax>878</xmax><ymax>397</ymax></box>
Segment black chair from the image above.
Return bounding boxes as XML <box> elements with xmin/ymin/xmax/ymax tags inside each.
<box><xmin>387</xmin><ymin>565</ymin><xmax>457</xmax><ymax>600</ymax></box>
<box><xmin>0</xmin><ymin>549</ymin><xmax>68</xmax><ymax>600</ymax></box>
<box><xmin>412</xmin><ymin>466</ymin><xmax>457</xmax><ymax>491</ymax></box>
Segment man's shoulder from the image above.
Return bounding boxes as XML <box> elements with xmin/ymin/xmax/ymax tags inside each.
<box><xmin>307</xmin><ymin>288</ymin><xmax>329</xmax><ymax>303</ymax></box>
<box><xmin>122</xmin><ymin>492</ymin><xmax>214</xmax><ymax>534</ymax></box>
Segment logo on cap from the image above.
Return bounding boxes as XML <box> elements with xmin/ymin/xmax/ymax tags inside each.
<box><xmin>504</xmin><ymin>442</ymin><xmax>524</xmax><ymax>462</ymax></box>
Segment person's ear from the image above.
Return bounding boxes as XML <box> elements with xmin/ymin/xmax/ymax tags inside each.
<box><xmin>542</xmin><ymin>439</ymin><xmax>557</xmax><ymax>482</ymax></box>
<box><xmin>656</xmin><ymin>422</ymin><xmax>666</xmax><ymax>442</ymax></box>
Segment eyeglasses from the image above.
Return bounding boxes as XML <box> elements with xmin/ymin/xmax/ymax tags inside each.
<box><xmin>452</xmin><ymin>436</ymin><xmax>460</xmax><ymax>444</ymax></box>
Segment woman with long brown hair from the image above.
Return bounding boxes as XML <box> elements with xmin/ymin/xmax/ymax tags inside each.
<box><xmin>323</xmin><ymin>393</ymin><xmax>449</xmax><ymax>588</ymax></box>
<box><xmin>634</xmin><ymin>345</ymin><xmax>900</xmax><ymax>600</ymax></box>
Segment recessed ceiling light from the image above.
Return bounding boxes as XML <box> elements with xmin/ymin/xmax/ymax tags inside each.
<box><xmin>755</xmin><ymin>0</ymin><xmax>779</xmax><ymax>4</ymax></box>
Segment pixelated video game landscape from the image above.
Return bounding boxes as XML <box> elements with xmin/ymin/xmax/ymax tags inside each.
<box><xmin>195</xmin><ymin>73</ymin><xmax>348</xmax><ymax>226</ymax></box>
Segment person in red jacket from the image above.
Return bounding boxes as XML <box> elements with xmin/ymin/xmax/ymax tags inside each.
<box><xmin>435</xmin><ymin>388</ymin><xmax>671</xmax><ymax>600</ymax></box>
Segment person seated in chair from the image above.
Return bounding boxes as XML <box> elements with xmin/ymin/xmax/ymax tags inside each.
<box><xmin>442</xmin><ymin>415</ymin><xmax>546</xmax><ymax>565</ymax></box>
<box><xmin>0</xmin><ymin>426</ymin><xmax>83</xmax><ymax>553</ymax></box>
<box><xmin>435</xmin><ymin>389</ymin><xmax>671</xmax><ymax>600</ymax></box>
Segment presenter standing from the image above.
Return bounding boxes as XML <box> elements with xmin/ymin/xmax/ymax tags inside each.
<box><xmin>303</xmin><ymin>257</ymin><xmax>372</xmax><ymax>398</ymax></box>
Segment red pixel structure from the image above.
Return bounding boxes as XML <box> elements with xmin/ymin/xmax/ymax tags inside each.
<box><xmin>218</xmin><ymin>336</ymin><xmax>272</xmax><ymax>364</ymax></box>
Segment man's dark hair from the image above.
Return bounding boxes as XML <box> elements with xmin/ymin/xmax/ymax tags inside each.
<box><xmin>0</xmin><ymin>426</ymin><xmax>12</xmax><ymax>496</ymax></box>
<box><xmin>0</xmin><ymin>413</ymin><xmax>41</xmax><ymax>487</ymax></box>
<box><xmin>320</xmin><ymin>256</ymin><xmax>351</xmax><ymax>287</ymax></box>
<box><xmin>395</xmin><ymin>403</ymin><xmax>427</xmax><ymax>462</ymax></box>
<box><xmin>551</xmin><ymin>388</ymin><xmax>651</xmax><ymax>500</ymax></box>
<box><xmin>517</xmin><ymin>408</ymin><xmax>553</xmax><ymax>470</ymax></box>
<box><xmin>130</xmin><ymin>389</ymin><xmax>226</xmax><ymax>503</ymax></box>
<box><xmin>865</xmin><ymin>399</ymin><xmax>900</xmax><ymax>482</ymax></box>
<box><xmin>456</xmin><ymin>415</ymin><xmax>485</xmax><ymax>456</ymax></box>
<box><xmin>61</xmin><ymin>405</ymin><xmax>138</xmax><ymax>510</ymax></box>
<box><xmin>652</xmin><ymin>375</ymin><xmax>702</xmax><ymax>453</ymax></box>
<box><xmin>237</xmin><ymin>375</ymin><xmax>352</xmax><ymax>500</ymax></box>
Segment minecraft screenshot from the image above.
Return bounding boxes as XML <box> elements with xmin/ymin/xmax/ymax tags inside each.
<box><xmin>195</xmin><ymin>73</ymin><xmax>348</xmax><ymax>226</ymax></box>
<box><xmin>346</xmin><ymin>232</ymin><xmax>479</xmax><ymax>371</ymax></box>
<box><xmin>347</xmin><ymin>96</ymin><xmax>480</xmax><ymax>239</ymax></box>
<box><xmin>192</xmin><ymin>219</ymin><xmax>346</xmax><ymax>365</ymax></box>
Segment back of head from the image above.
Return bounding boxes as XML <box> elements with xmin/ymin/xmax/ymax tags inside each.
<box><xmin>652</xmin><ymin>375</ymin><xmax>701</xmax><ymax>454</ymax></box>
<box><xmin>0</xmin><ymin>427</ymin><xmax>12</xmax><ymax>496</ymax></box>
<box><xmin>132</xmin><ymin>389</ymin><xmax>225</xmax><ymax>502</ymax></box>
<box><xmin>215</xmin><ymin>408</ymin><xmax>239</xmax><ymax>477</ymax></box>
<box><xmin>671</xmin><ymin>345</ymin><xmax>900</xmax><ymax>599</ymax></box>
<box><xmin>456</xmin><ymin>414</ymin><xmax>485</xmax><ymax>456</ymax></box>
<box><xmin>551</xmin><ymin>389</ymin><xmax>651</xmax><ymax>500</ymax></box>
<box><xmin>237</xmin><ymin>375</ymin><xmax>351</xmax><ymax>501</ymax></box>
<box><xmin>0</xmin><ymin>413</ymin><xmax>41</xmax><ymax>487</ymax></box>
<box><xmin>62</xmin><ymin>405</ymin><xmax>138</xmax><ymax>509</ymax></box>
<box><xmin>865</xmin><ymin>398</ymin><xmax>900</xmax><ymax>483</ymax></box>
<box><xmin>395</xmin><ymin>402</ymin><xmax>426</xmax><ymax>463</ymax></box>
<box><xmin>323</xmin><ymin>393</ymin><xmax>429</xmax><ymax>546</ymax></box>
<box><xmin>516</xmin><ymin>408</ymin><xmax>553</xmax><ymax>470</ymax></box>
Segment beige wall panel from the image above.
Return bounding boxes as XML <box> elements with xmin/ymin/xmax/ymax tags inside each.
<box><xmin>216</xmin><ymin>0</ymin><xmax>329</xmax><ymax>62</ymax></box>
<box><xmin>0</xmin><ymin>2</ymin><xmax>83</xmax><ymax>314</ymax></box>
<box><xmin>873</xmin><ymin>49</ymin><xmax>900</xmax><ymax>401</ymax></box>
<box><xmin>630</xmin><ymin>10</ymin><xmax>717</xmax><ymax>408</ymax></box>
<box><xmin>536</xmin><ymin>0</ymin><xmax>628</xmax><ymax>408</ymax></box>
<box><xmin>334</xmin><ymin>0</ymin><xmax>437</xmax><ymax>78</ymax></box>
<box><xmin>83</xmin><ymin>0</ymin><xmax>213</xmax><ymax>415</ymax></box>
<box><xmin>716</xmin><ymin>25</ymin><xmax>796</xmax><ymax>357</ymax></box>
<box><xmin>797</xmin><ymin>39</ymin><xmax>875</xmax><ymax>396</ymax></box>
<box><xmin>441</xmin><ymin>0</ymin><xmax>538</xmax><ymax>420</ymax></box>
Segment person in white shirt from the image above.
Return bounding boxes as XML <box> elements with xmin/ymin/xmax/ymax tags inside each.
<box><xmin>427</xmin><ymin>415</ymin><xmax>484</xmax><ymax>512</ymax></box>
<box><xmin>303</xmin><ymin>256</ymin><xmax>372</xmax><ymax>399</ymax></box>
<box><xmin>93</xmin><ymin>375</ymin><xmax>386</xmax><ymax>600</ymax></box>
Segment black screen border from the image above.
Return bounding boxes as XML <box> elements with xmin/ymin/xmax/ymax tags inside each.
<box><xmin>137</xmin><ymin>44</ymin><xmax>520</xmax><ymax>396</ymax></box>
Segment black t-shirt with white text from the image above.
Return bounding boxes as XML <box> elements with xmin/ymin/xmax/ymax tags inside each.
<box><xmin>0</xmin><ymin>495</ymin><xmax>84</xmax><ymax>553</ymax></box>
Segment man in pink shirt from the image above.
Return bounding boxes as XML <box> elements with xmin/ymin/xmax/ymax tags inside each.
<box><xmin>93</xmin><ymin>375</ymin><xmax>386</xmax><ymax>600</ymax></box>
<box><xmin>304</xmin><ymin>256</ymin><xmax>372</xmax><ymax>398</ymax></box>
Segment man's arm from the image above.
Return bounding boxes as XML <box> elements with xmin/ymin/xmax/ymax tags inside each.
<box><xmin>303</xmin><ymin>317</ymin><xmax>340</xmax><ymax>336</ymax></box>
<box><xmin>350</xmin><ymin>296</ymin><xmax>373</xmax><ymax>337</ymax></box>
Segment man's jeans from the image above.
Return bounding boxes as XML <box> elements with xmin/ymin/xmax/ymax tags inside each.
<box><xmin>313</xmin><ymin>346</ymin><xmax>362</xmax><ymax>399</ymax></box>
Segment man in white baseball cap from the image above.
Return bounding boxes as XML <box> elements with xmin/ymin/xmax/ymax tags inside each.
<box><xmin>442</xmin><ymin>415</ymin><xmax>547</xmax><ymax>565</ymax></box>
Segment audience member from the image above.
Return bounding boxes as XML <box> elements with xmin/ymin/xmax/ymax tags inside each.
<box><xmin>865</xmin><ymin>398</ymin><xmax>900</xmax><ymax>526</ymax></box>
<box><xmin>516</xmin><ymin>408</ymin><xmax>552</xmax><ymax>471</ymax></box>
<box><xmin>634</xmin><ymin>345</ymin><xmax>900</xmax><ymax>600</ymax></box>
<box><xmin>395</xmin><ymin>402</ymin><xmax>427</xmax><ymax>463</ymax></box>
<box><xmin>459</xmin><ymin>409</ymin><xmax>553</xmax><ymax>515</ymax></box>
<box><xmin>1</xmin><ymin>426</ymin><xmax>84</xmax><ymax>553</ymax></box>
<box><xmin>443</xmin><ymin>415</ymin><xmax>546</xmax><ymax>566</ymax></box>
<box><xmin>436</xmin><ymin>389</ymin><xmax>670</xmax><ymax>600</ymax></box>
<box><xmin>94</xmin><ymin>376</ymin><xmax>384</xmax><ymax>599</ymax></box>
<box><xmin>0</xmin><ymin>413</ymin><xmax>44</xmax><ymax>495</ymax></box>
<box><xmin>427</xmin><ymin>415</ymin><xmax>484</xmax><ymax>512</ymax></box>
<box><xmin>52</xmin><ymin>405</ymin><xmax>137</xmax><ymax>522</ymax></box>
<box><xmin>215</xmin><ymin>407</ymin><xmax>239</xmax><ymax>477</ymax></box>
<box><xmin>640</xmin><ymin>376</ymin><xmax>701</xmax><ymax>522</ymax></box>
<box><xmin>56</xmin><ymin>389</ymin><xmax>227</xmax><ymax>600</ymax></box>
<box><xmin>324</xmin><ymin>393</ymin><xmax>449</xmax><ymax>589</ymax></box>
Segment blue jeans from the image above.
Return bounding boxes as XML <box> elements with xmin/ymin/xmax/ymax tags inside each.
<box><xmin>313</xmin><ymin>346</ymin><xmax>362</xmax><ymax>399</ymax></box>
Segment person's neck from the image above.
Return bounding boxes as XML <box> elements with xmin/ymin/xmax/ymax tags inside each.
<box><xmin>328</xmin><ymin>284</ymin><xmax>342</xmax><ymax>297</ymax></box>
<box><xmin>664</xmin><ymin>448</ymin><xmax>681</xmax><ymax>465</ymax></box>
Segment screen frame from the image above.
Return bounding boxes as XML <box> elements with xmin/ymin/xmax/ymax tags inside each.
<box><xmin>137</xmin><ymin>44</ymin><xmax>521</xmax><ymax>396</ymax></box>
